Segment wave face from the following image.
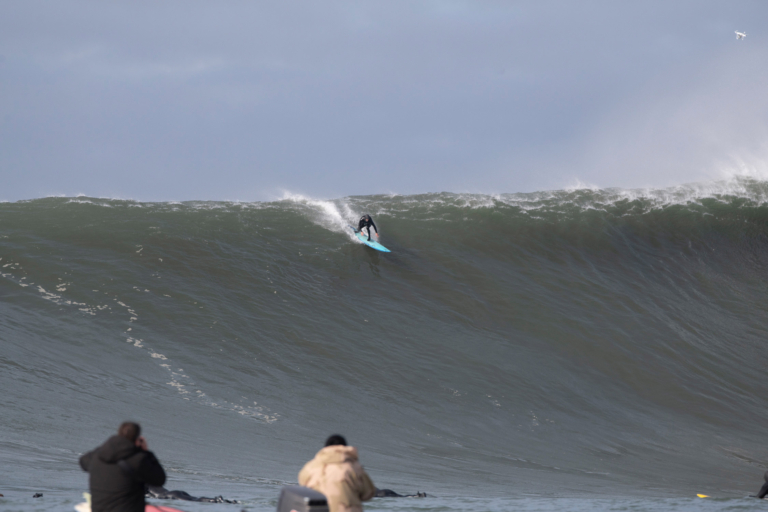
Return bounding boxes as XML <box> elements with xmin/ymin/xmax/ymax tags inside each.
<box><xmin>3</xmin><ymin>178</ymin><xmax>768</xmax><ymax>505</ymax></box>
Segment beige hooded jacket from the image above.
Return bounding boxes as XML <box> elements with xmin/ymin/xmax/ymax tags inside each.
<box><xmin>298</xmin><ymin>446</ymin><xmax>376</xmax><ymax>512</ymax></box>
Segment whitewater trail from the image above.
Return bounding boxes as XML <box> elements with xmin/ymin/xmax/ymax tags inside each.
<box><xmin>281</xmin><ymin>192</ymin><xmax>361</xmax><ymax>240</ymax></box>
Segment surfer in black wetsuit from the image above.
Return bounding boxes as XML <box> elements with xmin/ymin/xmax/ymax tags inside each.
<box><xmin>357</xmin><ymin>214</ymin><xmax>378</xmax><ymax>242</ymax></box>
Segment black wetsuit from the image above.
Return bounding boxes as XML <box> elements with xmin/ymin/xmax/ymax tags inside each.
<box><xmin>357</xmin><ymin>215</ymin><xmax>378</xmax><ymax>241</ymax></box>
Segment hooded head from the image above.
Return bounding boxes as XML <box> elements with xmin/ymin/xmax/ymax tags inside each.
<box><xmin>95</xmin><ymin>422</ymin><xmax>142</xmax><ymax>463</ymax></box>
<box><xmin>316</xmin><ymin>434</ymin><xmax>357</xmax><ymax>464</ymax></box>
<box><xmin>97</xmin><ymin>435</ymin><xmax>140</xmax><ymax>463</ymax></box>
<box><xmin>317</xmin><ymin>445</ymin><xmax>359</xmax><ymax>464</ymax></box>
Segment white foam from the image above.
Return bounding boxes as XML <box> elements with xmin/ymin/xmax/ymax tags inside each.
<box><xmin>114</xmin><ymin>318</ymin><xmax>281</xmax><ymax>424</ymax></box>
<box><xmin>155</xmin><ymin>357</ymin><xmax>279</xmax><ymax>423</ymax></box>
<box><xmin>495</xmin><ymin>174</ymin><xmax>768</xmax><ymax>214</ymax></box>
<box><xmin>277</xmin><ymin>174</ymin><xmax>768</xmax><ymax>218</ymax></box>
<box><xmin>563</xmin><ymin>178</ymin><xmax>601</xmax><ymax>192</ymax></box>
<box><xmin>280</xmin><ymin>192</ymin><xmax>358</xmax><ymax>240</ymax></box>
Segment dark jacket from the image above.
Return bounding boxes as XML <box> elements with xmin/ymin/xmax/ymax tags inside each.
<box><xmin>79</xmin><ymin>435</ymin><xmax>166</xmax><ymax>512</ymax></box>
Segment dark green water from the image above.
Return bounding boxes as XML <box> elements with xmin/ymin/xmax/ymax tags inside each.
<box><xmin>2</xmin><ymin>179</ymin><xmax>768</xmax><ymax>511</ymax></box>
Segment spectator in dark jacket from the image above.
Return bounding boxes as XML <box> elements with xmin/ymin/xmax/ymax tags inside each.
<box><xmin>79</xmin><ymin>422</ymin><xmax>166</xmax><ymax>512</ymax></box>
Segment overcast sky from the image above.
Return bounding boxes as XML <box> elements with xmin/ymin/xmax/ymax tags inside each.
<box><xmin>1</xmin><ymin>1</ymin><xmax>767</xmax><ymax>201</ymax></box>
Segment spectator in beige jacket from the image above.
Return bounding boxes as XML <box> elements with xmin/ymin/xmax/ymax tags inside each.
<box><xmin>298</xmin><ymin>435</ymin><xmax>376</xmax><ymax>512</ymax></box>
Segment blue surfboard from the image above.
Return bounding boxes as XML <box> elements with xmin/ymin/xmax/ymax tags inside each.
<box><xmin>349</xmin><ymin>226</ymin><xmax>391</xmax><ymax>252</ymax></box>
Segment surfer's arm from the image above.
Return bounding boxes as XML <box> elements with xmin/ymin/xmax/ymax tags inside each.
<box><xmin>370</xmin><ymin>220</ymin><xmax>378</xmax><ymax>235</ymax></box>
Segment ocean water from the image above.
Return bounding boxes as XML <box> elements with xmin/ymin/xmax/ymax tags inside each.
<box><xmin>2</xmin><ymin>177</ymin><xmax>768</xmax><ymax>512</ymax></box>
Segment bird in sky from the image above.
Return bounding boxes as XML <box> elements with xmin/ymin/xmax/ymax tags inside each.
<box><xmin>735</xmin><ymin>31</ymin><xmax>747</xmax><ymax>40</ymax></box>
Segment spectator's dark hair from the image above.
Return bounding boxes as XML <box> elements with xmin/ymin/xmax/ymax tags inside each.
<box><xmin>118</xmin><ymin>422</ymin><xmax>141</xmax><ymax>442</ymax></box>
<box><xmin>325</xmin><ymin>434</ymin><xmax>347</xmax><ymax>447</ymax></box>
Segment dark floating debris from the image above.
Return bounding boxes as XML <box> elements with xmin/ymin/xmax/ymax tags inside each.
<box><xmin>146</xmin><ymin>485</ymin><xmax>239</xmax><ymax>504</ymax></box>
<box><xmin>375</xmin><ymin>488</ymin><xmax>427</xmax><ymax>498</ymax></box>
<box><xmin>33</xmin><ymin>493</ymin><xmax>43</xmax><ymax>498</ymax></box>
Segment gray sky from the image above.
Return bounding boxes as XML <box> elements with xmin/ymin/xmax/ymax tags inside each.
<box><xmin>1</xmin><ymin>1</ymin><xmax>766</xmax><ymax>201</ymax></box>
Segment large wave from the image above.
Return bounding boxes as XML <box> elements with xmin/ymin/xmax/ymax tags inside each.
<box><xmin>2</xmin><ymin>177</ymin><xmax>768</xmax><ymax>502</ymax></box>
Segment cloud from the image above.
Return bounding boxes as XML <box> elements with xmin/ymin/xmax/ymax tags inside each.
<box><xmin>571</xmin><ymin>44</ymin><xmax>768</xmax><ymax>188</ymax></box>
<box><xmin>1</xmin><ymin>1</ymin><xmax>767</xmax><ymax>200</ymax></box>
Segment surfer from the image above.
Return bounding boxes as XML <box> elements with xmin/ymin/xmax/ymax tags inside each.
<box><xmin>357</xmin><ymin>214</ymin><xmax>379</xmax><ymax>242</ymax></box>
<box><xmin>79</xmin><ymin>422</ymin><xmax>166</xmax><ymax>512</ymax></box>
